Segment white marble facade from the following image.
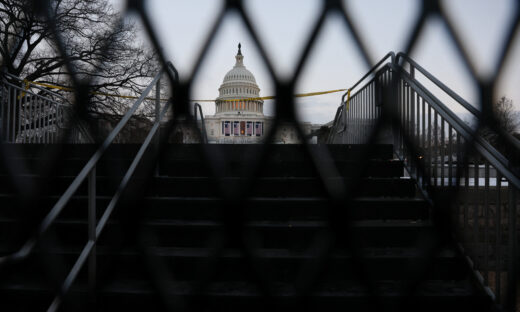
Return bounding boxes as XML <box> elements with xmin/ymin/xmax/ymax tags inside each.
<box><xmin>204</xmin><ymin>44</ymin><xmax>312</xmax><ymax>144</ymax></box>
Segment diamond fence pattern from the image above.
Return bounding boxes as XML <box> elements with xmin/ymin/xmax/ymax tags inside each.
<box><xmin>0</xmin><ymin>0</ymin><xmax>519</xmax><ymax>311</ymax></box>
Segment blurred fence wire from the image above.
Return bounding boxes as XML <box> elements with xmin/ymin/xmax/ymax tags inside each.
<box><xmin>0</xmin><ymin>0</ymin><xmax>519</xmax><ymax>311</ymax></box>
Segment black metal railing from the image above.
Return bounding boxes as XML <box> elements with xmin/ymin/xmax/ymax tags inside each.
<box><xmin>394</xmin><ymin>53</ymin><xmax>519</xmax><ymax>306</ymax></box>
<box><xmin>193</xmin><ymin>103</ymin><xmax>208</xmax><ymax>144</ymax></box>
<box><xmin>0</xmin><ymin>72</ymin><xmax>94</xmax><ymax>143</ymax></box>
<box><xmin>327</xmin><ymin>52</ymin><xmax>395</xmax><ymax>144</ymax></box>
<box><xmin>0</xmin><ymin>62</ymin><xmax>173</xmax><ymax>311</ymax></box>
<box><xmin>329</xmin><ymin>52</ymin><xmax>519</xmax><ymax>308</ymax></box>
<box><xmin>328</xmin><ymin>52</ymin><xmax>395</xmax><ymax>144</ymax></box>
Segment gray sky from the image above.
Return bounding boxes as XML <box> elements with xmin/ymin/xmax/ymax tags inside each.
<box><xmin>117</xmin><ymin>0</ymin><xmax>519</xmax><ymax>124</ymax></box>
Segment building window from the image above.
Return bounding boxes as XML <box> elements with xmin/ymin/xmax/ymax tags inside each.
<box><xmin>240</xmin><ymin>121</ymin><xmax>246</xmax><ymax>136</ymax></box>
<box><xmin>233</xmin><ymin>121</ymin><xmax>239</xmax><ymax>136</ymax></box>
<box><xmin>223</xmin><ymin>121</ymin><xmax>231</xmax><ymax>136</ymax></box>
<box><xmin>255</xmin><ymin>122</ymin><xmax>263</xmax><ymax>136</ymax></box>
<box><xmin>246</xmin><ymin>121</ymin><xmax>253</xmax><ymax>136</ymax></box>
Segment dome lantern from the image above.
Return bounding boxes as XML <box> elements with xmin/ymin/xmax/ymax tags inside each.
<box><xmin>235</xmin><ymin>43</ymin><xmax>244</xmax><ymax>66</ymax></box>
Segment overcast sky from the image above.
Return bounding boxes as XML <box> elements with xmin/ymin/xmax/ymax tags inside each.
<box><xmin>115</xmin><ymin>0</ymin><xmax>519</xmax><ymax>124</ymax></box>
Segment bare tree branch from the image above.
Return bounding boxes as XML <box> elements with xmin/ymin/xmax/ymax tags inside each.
<box><xmin>0</xmin><ymin>0</ymin><xmax>159</xmax><ymax>121</ymax></box>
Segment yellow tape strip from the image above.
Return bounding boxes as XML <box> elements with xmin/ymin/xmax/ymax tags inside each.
<box><xmin>22</xmin><ymin>80</ymin><xmax>347</xmax><ymax>102</ymax></box>
<box><xmin>192</xmin><ymin>88</ymin><xmax>347</xmax><ymax>102</ymax></box>
<box><xmin>28</xmin><ymin>80</ymin><xmax>74</xmax><ymax>92</ymax></box>
<box><xmin>25</xmin><ymin>80</ymin><xmax>166</xmax><ymax>101</ymax></box>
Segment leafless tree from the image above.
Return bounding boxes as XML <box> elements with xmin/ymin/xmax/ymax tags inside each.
<box><xmin>492</xmin><ymin>96</ymin><xmax>519</xmax><ymax>134</ymax></box>
<box><xmin>480</xmin><ymin>97</ymin><xmax>519</xmax><ymax>148</ymax></box>
<box><xmin>0</xmin><ymin>0</ymin><xmax>159</xmax><ymax>122</ymax></box>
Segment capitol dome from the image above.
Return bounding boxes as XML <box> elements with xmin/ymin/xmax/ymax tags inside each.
<box><xmin>215</xmin><ymin>43</ymin><xmax>263</xmax><ymax>116</ymax></box>
<box><xmin>223</xmin><ymin>61</ymin><xmax>257</xmax><ymax>84</ymax></box>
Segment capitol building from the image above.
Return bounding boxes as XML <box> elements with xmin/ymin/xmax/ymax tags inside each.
<box><xmin>202</xmin><ymin>44</ymin><xmax>314</xmax><ymax>144</ymax></box>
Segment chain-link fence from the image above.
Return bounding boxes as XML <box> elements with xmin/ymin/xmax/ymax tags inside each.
<box><xmin>0</xmin><ymin>0</ymin><xmax>519</xmax><ymax>311</ymax></box>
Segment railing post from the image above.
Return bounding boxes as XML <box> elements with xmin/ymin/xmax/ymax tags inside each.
<box><xmin>88</xmin><ymin>166</ymin><xmax>96</xmax><ymax>307</ymax></box>
<box><xmin>194</xmin><ymin>103</ymin><xmax>208</xmax><ymax>144</ymax></box>
<box><xmin>507</xmin><ymin>185</ymin><xmax>517</xmax><ymax>310</ymax></box>
<box><xmin>155</xmin><ymin>79</ymin><xmax>161</xmax><ymax>124</ymax></box>
<box><xmin>0</xmin><ymin>82</ymin><xmax>5</xmax><ymax>142</ymax></box>
<box><xmin>409</xmin><ymin>64</ymin><xmax>415</xmax><ymax>155</ymax></box>
<box><xmin>392</xmin><ymin>69</ymin><xmax>399</xmax><ymax>153</ymax></box>
<box><xmin>342</xmin><ymin>99</ymin><xmax>347</xmax><ymax>144</ymax></box>
<box><xmin>154</xmin><ymin>78</ymin><xmax>161</xmax><ymax>176</ymax></box>
<box><xmin>6</xmin><ymin>83</ymin><xmax>12</xmax><ymax>142</ymax></box>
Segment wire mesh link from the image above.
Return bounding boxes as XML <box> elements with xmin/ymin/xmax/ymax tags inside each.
<box><xmin>0</xmin><ymin>0</ymin><xmax>519</xmax><ymax>311</ymax></box>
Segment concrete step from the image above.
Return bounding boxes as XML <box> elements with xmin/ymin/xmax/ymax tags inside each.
<box><xmin>0</xmin><ymin>246</ymin><xmax>466</xmax><ymax>283</ymax></box>
<box><xmin>0</xmin><ymin>143</ymin><xmax>395</xmax><ymax>162</ymax></box>
<box><xmin>0</xmin><ymin>176</ymin><xmax>417</xmax><ymax>198</ymax></box>
<box><xmin>0</xmin><ymin>279</ymin><xmax>491</xmax><ymax>312</ymax></box>
<box><xmin>0</xmin><ymin>195</ymin><xmax>430</xmax><ymax>221</ymax></box>
<box><xmin>158</xmin><ymin>159</ymin><xmax>404</xmax><ymax>178</ymax></box>
<box><xmin>146</xmin><ymin>177</ymin><xmax>416</xmax><ymax>198</ymax></box>
<box><xmin>0</xmin><ymin>157</ymin><xmax>404</xmax><ymax>178</ymax></box>
<box><xmin>0</xmin><ymin>219</ymin><xmax>436</xmax><ymax>250</ymax></box>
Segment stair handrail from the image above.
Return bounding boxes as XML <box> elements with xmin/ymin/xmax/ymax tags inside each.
<box><xmin>396</xmin><ymin>52</ymin><xmax>520</xmax><ymax>153</ymax></box>
<box><xmin>328</xmin><ymin>50</ymin><xmax>519</xmax><ymax>186</ymax></box>
<box><xmin>393</xmin><ymin>61</ymin><xmax>520</xmax><ymax>189</ymax></box>
<box><xmin>0</xmin><ymin>62</ymin><xmax>171</xmax><ymax>266</ymax></box>
<box><xmin>395</xmin><ymin>53</ymin><xmax>479</xmax><ymax>116</ymax></box>
<box><xmin>345</xmin><ymin>51</ymin><xmax>395</xmax><ymax>99</ymax></box>
<box><xmin>327</xmin><ymin>104</ymin><xmax>344</xmax><ymax>142</ymax></box>
<box><xmin>193</xmin><ymin>102</ymin><xmax>208</xmax><ymax>144</ymax></box>
<box><xmin>391</xmin><ymin>54</ymin><xmax>518</xmax><ymax>308</ymax></box>
<box><xmin>392</xmin><ymin>53</ymin><xmax>519</xmax><ymax>186</ymax></box>
<box><xmin>2</xmin><ymin>62</ymin><xmax>177</xmax><ymax>311</ymax></box>
<box><xmin>1</xmin><ymin>76</ymin><xmax>67</xmax><ymax>143</ymax></box>
<box><xmin>328</xmin><ymin>52</ymin><xmax>395</xmax><ymax>142</ymax></box>
<box><xmin>327</xmin><ymin>51</ymin><xmax>518</xmax><ymax>308</ymax></box>
<box><xmin>2</xmin><ymin>71</ymin><xmax>69</xmax><ymax>103</ymax></box>
<box><xmin>48</xmin><ymin>101</ymin><xmax>172</xmax><ymax>312</ymax></box>
<box><xmin>1</xmin><ymin>72</ymin><xmax>94</xmax><ymax>143</ymax></box>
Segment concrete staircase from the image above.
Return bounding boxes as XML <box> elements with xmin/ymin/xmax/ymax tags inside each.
<box><xmin>0</xmin><ymin>144</ymin><xmax>491</xmax><ymax>311</ymax></box>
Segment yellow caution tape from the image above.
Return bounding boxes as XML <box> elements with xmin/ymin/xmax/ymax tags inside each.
<box><xmin>192</xmin><ymin>88</ymin><xmax>347</xmax><ymax>102</ymax></box>
<box><xmin>21</xmin><ymin>79</ymin><xmax>347</xmax><ymax>102</ymax></box>
<box><xmin>23</xmin><ymin>80</ymin><xmax>166</xmax><ymax>101</ymax></box>
<box><xmin>27</xmin><ymin>80</ymin><xmax>74</xmax><ymax>92</ymax></box>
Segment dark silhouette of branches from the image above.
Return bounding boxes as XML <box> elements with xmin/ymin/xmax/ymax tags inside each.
<box><xmin>480</xmin><ymin>97</ymin><xmax>519</xmax><ymax>148</ymax></box>
<box><xmin>0</xmin><ymin>0</ymin><xmax>158</xmax><ymax>120</ymax></box>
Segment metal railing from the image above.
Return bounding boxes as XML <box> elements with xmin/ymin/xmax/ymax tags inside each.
<box><xmin>327</xmin><ymin>52</ymin><xmax>395</xmax><ymax>144</ymax></box>
<box><xmin>329</xmin><ymin>52</ymin><xmax>519</xmax><ymax>308</ymax></box>
<box><xmin>394</xmin><ymin>54</ymin><xmax>519</xmax><ymax>306</ymax></box>
<box><xmin>0</xmin><ymin>62</ymin><xmax>174</xmax><ymax>311</ymax></box>
<box><xmin>0</xmin><ymin>72</ymin><xmax>93</xmax><ymax>143</ymax></box>
<box><xmin>193</xmin><ymin>102</ymin><xmax>208</xmax><ymax>144</ymax></box>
